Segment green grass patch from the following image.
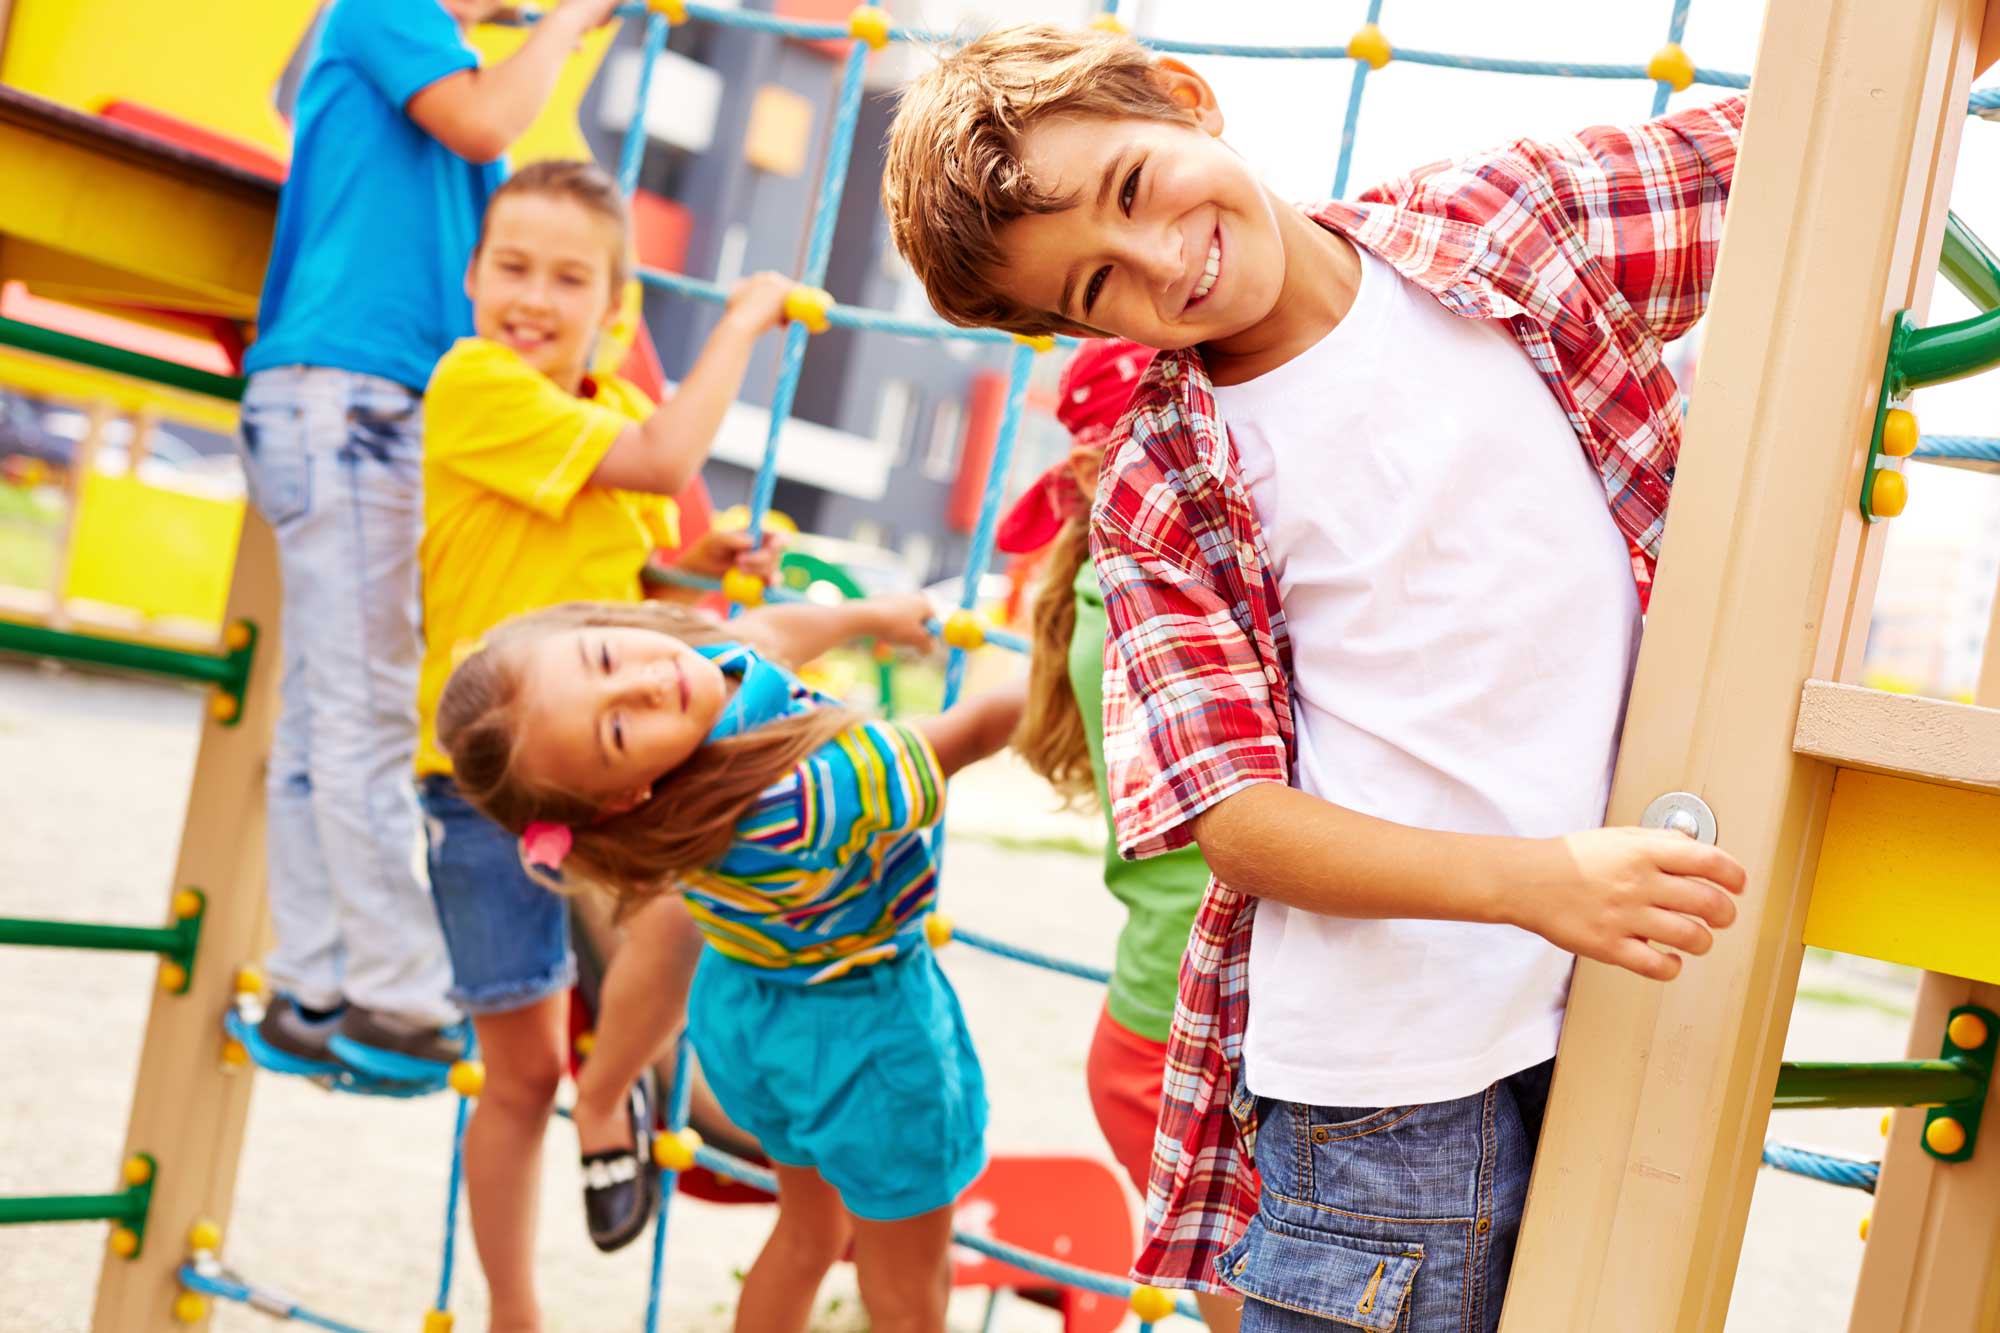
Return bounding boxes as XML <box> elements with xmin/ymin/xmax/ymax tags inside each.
<box><xmin>958</xmin><ymin>828</ymin><xmax>1102</xmax><ymax>859</ymax></box>
<box><xmin>1795</xmin><ymin>984</ymin><xmax>1913</xmax><ymax>1022</ymax></box>
<box><xmin>0</xmin><ymin>521</ymin><xmax>55</xmax><ymax>591</ymax></box>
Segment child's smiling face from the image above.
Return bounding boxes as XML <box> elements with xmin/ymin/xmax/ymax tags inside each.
<box><xmin>988</xmin><ymin>89</ymin><xmax>1288</xmax><ymax>351</ymax></box>
<box><xmin>512</xmin><ymin>625</ymin><xmax>729</xmax><ymax>815</ymax></box>
<box><xmin>467</xmin><ymin>191</ymin><xmax>623</xmax><ymax>389</ymax></box>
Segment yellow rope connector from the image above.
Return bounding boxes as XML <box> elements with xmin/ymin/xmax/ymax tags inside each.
<box><xmin>721</xmin><ymin>567</ymin><xmax>767</xmax><ymax>608</ymax></box>
<box><xmin>1870</xmin><ymin>468</ymin><xmax>1908</xmax><ymax>518</ymax></box>
<box><xmin>848</xmin><ymin>6</ymin><xmax>891</xmax><ymax>49</ymax></box>
<box><xmin>1013</xmin><ymin>333</ymin><xmax>1056</xmax><ymax>353</ymax></box>
<box><xmin>449</xmin><ymin>1060</ymin><xmax>487</xmax><ymax>1098</ymax></box>
<box><xmin>1090</xmin><ymin>12</ymin><xmax>1127</xmax><ymax>34</ymax></box>
<box><xmin>652</xmin><ymin>1126</ymin><xmax>704</xmax><ymax>1172</ymax></box>
<box><xmin>424</xmin><ymin>1311</ymin><xmax>456</xmax><ymax>1333</ymax></box>
<box><xmin>124</xmin><ymin>1155</ymin><xmax>154</xmax><ymax>1187</ymax></box>
<box><xmin>172</xmin><ymin>1292</ymin><xmax>209</xmax><ymax>1325</ymax></box>
<box><xmin>1647</xmin><ymin>42</ymin><xmax>1695</xmax><ymax>93</ymax></box>
<box><xmin>1926</xmin><ymin>1116</ymin><xmax>1967</xmax><ymax>1156</ymax></box>
<box><xmin>1130</xmin><ymin>1285</ymin><xmax>1177</xmax><ymax>1321</ymax></box>
<box><xmin>783</xmin><ymin>285</ymin><xmax>833</xmax><ymax>334</ymax></box>
<box><xmin>187</xmin><ymin>1219</ymin><xmax>222</xmax><ymax>1253</ymax></box>
<box><xmin>924</xmin><ymin>912</ymin><xmax>954</xmax><ymax>949</ymax></box>
<box><xmin>1347</xmin><ymin>23</ymin><xmax>1392</xmax><ymax>70</ymax></box>
<box><xmin>941</xmin><ymin>609</ymin><xmax>985</xmax><ymax>651</ymax></box>
<box><xmin>649</xmin><ymin>0</ymin><xmax>688</xmax><ymax>23</ymax></box>
<box><xmin>1880</xmin><ymin>407</ymin><xmax>1919</xmax><ymax>458</ymax></box>
<box><xmin>172</xmin><ymin>889</ymin><xmax>203</xmax><ymax>921</ymax></box>
<box><xmin>224</xmin><ymin>621</ymin><xmax>253</xmax><ymax>652</ymax></box>
<box><xmin>233</xmin><ymin>965</ymin><xmax>265</xmax><ymax>996</ymax></box>
<box><xmin>109</xmin><ymin>1226</ymin><xmax>140</xmax><ymax>1258</ymax></box>
<box><xmin>1947</xmin><ymin>1011</ymin><xmax>1990</xmax><ymax>1050</ymax></box>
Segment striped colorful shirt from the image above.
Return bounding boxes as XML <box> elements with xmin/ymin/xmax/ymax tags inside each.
<box><xmin>680</xmin><ymin>644</ymin><xmax>947</xmax><ymax>986</ymax></box>
<box><xmin>1092</xmin><ymin>95</ymin><xmax>1745</xmax><ymax>1292</ymax></box>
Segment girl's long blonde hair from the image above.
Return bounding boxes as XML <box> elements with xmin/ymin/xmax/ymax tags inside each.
<box><xmin>1012</xmin><ymin>514</ymin><xmax>1096</xmax><ymax>806</ymax></box>
<box><xmin>435</xmin><ymin>600</ymin><xmax>854</xmax><ymax>914</ymax></box>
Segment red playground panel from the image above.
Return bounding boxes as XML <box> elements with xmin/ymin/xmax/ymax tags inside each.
<box><xmin>951</xmin><ymin>1155</ymin><xmax>1135</xmax><ymax>1333</ymax></box>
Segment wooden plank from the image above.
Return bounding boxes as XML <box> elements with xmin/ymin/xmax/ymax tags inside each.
<box><xmin>1804</xmin><ymin>771</ymin><xmax>2000</xmax><ymax>984</ymax></box>
<box><xmin>1500</xmin><ymin>1</ymin><xmax>1983</xmax><ymax>1328</ymax></box>
<box><xmin>1795</xmin><ymin>680</ymin><xmax>2000</xmax><ymax>795</ymax></box>
<box><xmin>89</xmin><ymin>512</ymin><xmax>277</xmax><ymax>1333</ymax></box>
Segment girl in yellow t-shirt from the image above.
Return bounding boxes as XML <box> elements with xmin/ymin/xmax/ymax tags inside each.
<box><xmin>416</xmin><ymin>159</ymin><xmax>922</xmax><ymax>1328</ymax></box>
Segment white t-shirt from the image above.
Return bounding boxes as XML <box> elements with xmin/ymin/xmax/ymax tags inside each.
<box><xmin>1212</xmin><ymin>247</ymin><xmax>1643</xmax><ymax>1108</ymax></box>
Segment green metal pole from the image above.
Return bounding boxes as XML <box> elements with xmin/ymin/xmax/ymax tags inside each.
<box><xmin>0</xmin><ymin>1191</ymin><xmax>146</xmax><ymax>1226</ymax></box>
<box><xmin>1889</xmin><ymin>305</ymin><xmax>2000</xmax><ymax>393</ymax></box>
<box><xmin>0</xmin><ymin>620</ymin><xmax>236</xmax><ymax>687</ymax></box>
<box><xmin>0</xmin><ymin>315</ymin><xmax>244</xmax><ymax>402</ymax></box>
<box><xmin>0</xmin><ymin>916</ymin><xmax>187</xmax><ymax>954</ymax></box>
<box><xmin>1772</xmin><ymin>1058</ymin><xmax>1985</xmax><ymax>1110</ymax></box>
<box><xmin>1940</xmin><ymin>211</ymin><xmax>2000</xmax><ymax>313</ymax></box>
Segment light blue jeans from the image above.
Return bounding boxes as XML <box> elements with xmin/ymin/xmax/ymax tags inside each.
<box><xmin>1221</xmin><ymin>1060</ymin><xmax>1555</xmax><ymax>1332</ymax></box>
<box><xmin>236</xmin><ymin>366</ymin><xmax>457</xmax><ymax>1026</ymax></box>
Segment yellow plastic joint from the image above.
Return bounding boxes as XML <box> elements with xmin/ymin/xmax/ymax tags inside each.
<box><xmin>1870</xmin><ymin>468</ymin><xmax>1908</xmax><ymax>518</ymax></box>
<box><xmin>1130</xmin><ymin>1285</ymin><xmax>1177</xmax><ymax>1321</ymax></box>
<box><xmin>783</xmin><ymin>285</ymin><xmax>833</xmax><ymax>334</ymax></box>
<box><xmin>721</xmin><ymin>567</ymin><xmax>767</xmax><ymax>608</ymax></box>
<box><xmin>172</xmin><ymin>889</ymin><xmax>203</xmax><ymax>921</ymax></box>
<box><xmin>1647</xmin><ymin>42</ymin><xmax>1695</xmax><ymax>92</ymax></box>
<box><xmin>220</xmin><ymin>1038</ymin><xmax>251</xmax><ymax>1069</ymax></box>
<box><xmin>187</xmin><ymin>1219</ymin><xmax>222</xmax><ymax>1253</ymax></box>
<box><xmin>1858</xmin><ymin>1213</ymin><xmax>1871</xmax><ymax>1241</ymax></box>
<box><xmin>653</xmin><ymin>1126</ymin><xmax>704</xmax><ymax>1172</ymax></box>
<box><xmin>109</xmin><ymin>1226</ymin><xmax>140</xmax><ymax>1258</ymax></box>
<box><xmin>924</xmin><ymin>912</ymin><xmax>954</xmax><ymax>949</ymax></box>
<box><xmin>1013</xmin><ymin>333</ymin><xmax>1057</xmax><ymax>353</ymax></box>
<box><xmin>209</xmin><ymin>691</ymin><xmax>240</xmax><ymax>723</ymax></box>
<box><xmin>1880</xmin><ymin>407</ymin><xmax>1919</xmax><ymax>458</ymax></box>
<box><xmin>649</xmin><ymin>0</ymin><xmax>689</xmax><ymax>23</ymax></box>
<box><xmin>1089</xmin><ymin>12</ymin><xmax>1128</xmax><ymax>34</ymax></box>
<box><xmin>848</xmin><ymin>6</ymin><xmax>891</xmax><ymax>49</ymax></box>
<box><xmin>224</xmin><ymin>621</ymin><xmax>253</xmax><ymax>652</ymax></box>
<box><xmin>159</xmin><ymin>961</ymin><xmax>189</xmax><ymax>993</ymax></box>
<box><xmin>172</xmin><ymin>1291</ymin><xmax>209</xmax><ymax>1325</ymax></box>
<box><xmin>941</xmin><ymin>609</ymin><xmax>985</xmax><ymax>651</ymax></box>
<box><xmin>124</xmin><ymin>1155</ymin><xmax>155</xmax><ymax>1186</ymax></box>
<box><xmin>574</xmin><ymin>1030</ymin><xmax>598</xmax><ymax>1059</ymax></box>
<box><xmin>449</xmin><ymin>1060</ymin><xmax>487</xmax><ymax>1098</ymax></box>
<box><xmin>1925</xmin><ymin>1116</ymin><xmax>1968</xmax><ymax>1156</ymax></box>
<box><xmin>424</xmin><ymin>1310</ymin><xmax>456</xmax><ymax>1333</ymax></box>
<box><xmin>1347</xmin><ymin>23</ymin><xmax>1392</xmax><ymax>70</ymax></box>
<box><xmin>1947</xmin><ymin>1011</ymin><xmax>1990</xmax><ymax>1050</ymax></box>
<box><xmin>233</xmin><ymin>965</ymin><xmax>265</xmax><ymax>996</ymax></box>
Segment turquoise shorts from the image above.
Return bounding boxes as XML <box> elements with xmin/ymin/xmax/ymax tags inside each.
<box><xmin>688</xmin><ymin>942</ymin><xmax>988</xmax><ymax>1221</ymax></box>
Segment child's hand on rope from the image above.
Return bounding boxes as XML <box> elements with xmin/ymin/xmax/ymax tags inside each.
<box><xmin>674</xmin><ymin>528</ymin><xmax>786</xmax><ymax>583</ymax></box>
<box><xmin>861</xmin><ymin>592</ymin><xmax>939</xmax><ymax>652</ymax></box>
<box><xmin>1511</xmin><ymin>827</ymin><xmax>1747</xmax><ymax>981</ymax></box>
<box><xmin>721</xmin><ymin>272</ymin><xmax>796</xmax><ymax>335</ymax></box>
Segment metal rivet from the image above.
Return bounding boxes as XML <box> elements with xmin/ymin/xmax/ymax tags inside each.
<box><xmin>1476</xmin><ymin>1217</ymin><xmax>1491</xmax><ymax>1234</ymax></box>
<box><xmin>1312</xmin><ymin>1127</ymin><xmax>1330</xmax><ymax>1143</ymax></box>
<box><xmin>1640</xmin><ymin>791</ymin><xmax>1717</xmax><ymax>845</ymax></box>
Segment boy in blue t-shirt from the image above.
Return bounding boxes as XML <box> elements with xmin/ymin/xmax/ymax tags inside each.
<box><xmin>237</xmin><ymin>0</ymin><xmax>618</xmax><ymax>1079</ymax></box>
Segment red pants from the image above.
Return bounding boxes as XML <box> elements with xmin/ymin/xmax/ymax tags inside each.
<box><xmin>1086</xmin><ymin>1003</ymin><xmax>1170</xmax><ymax>1195</ymax></box>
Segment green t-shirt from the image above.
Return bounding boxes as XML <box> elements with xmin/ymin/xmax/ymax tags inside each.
<box><xmin>1069</xmin><ymin>559</ymin><xmax>1212</xmax><ymax>1043</ymax></box>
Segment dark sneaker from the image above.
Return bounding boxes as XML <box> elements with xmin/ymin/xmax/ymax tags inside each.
<box><xmin>328</xmin><ymin>1006</ymin><xmax>472</xmax><ymax>1085</ymax></box>
<box><xmin>581</xmin><ymin>1075</ymin><xmax>659</xmax><ymax>1253</ymax></box>
<box><xmin>240</xmin><ymin>994</ymin><xmax>346</xmax><ymax>1077</ymax></box>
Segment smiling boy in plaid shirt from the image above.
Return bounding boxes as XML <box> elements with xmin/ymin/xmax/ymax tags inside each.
<box><xmin>885</xmin><ymin>22</ymin><xmax>1752</xmax><ymax>1333</ymax></box>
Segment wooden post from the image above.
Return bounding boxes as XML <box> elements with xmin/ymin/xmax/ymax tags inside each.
<box><xmin>1844</xmin><ymin>556</ymin><xmax>2000</xmax><ymax>1332</ymax></box>
<box><xmin>90</xmin><ymin>510</ymin><xmax>278</xmax><ymax>1333</ymax></box>
<box><xmin>1498</xmin><ymin>1</ymin><xmax>1985</xmax><ymax>1328</ymax></box>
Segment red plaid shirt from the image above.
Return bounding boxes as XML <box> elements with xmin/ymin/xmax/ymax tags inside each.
<box><xmin>1092</xmin><ymin>94</ymin><xmax>1745</xmax><ymax>1293</ymax></box>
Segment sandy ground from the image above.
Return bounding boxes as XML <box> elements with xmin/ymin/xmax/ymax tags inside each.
<box><xmin>0</xmin><ymin>661</ymin><xmax>1918</xmax><ymax>1332</ymax></box>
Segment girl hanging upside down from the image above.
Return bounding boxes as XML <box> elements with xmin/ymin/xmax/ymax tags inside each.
<box><xmin>437</xmin><ymin>598</ymin><xmax>1025</xmax><ymax>1333</ymax></box>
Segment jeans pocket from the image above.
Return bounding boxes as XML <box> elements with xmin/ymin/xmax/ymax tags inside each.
<box><xmin>1220</xmin><ymin>1213</ymin><xmax>1424</xmax><ymax>1331</ymax></box>
<box><xmin>238</xmin><ymin>394</ymin><xmax>311</xmax><ymax>526</ymax></box>
<box><xmin>344</xmin><ymin>377</ymin><xmax>423</xmax><ymax>477</ymax></box>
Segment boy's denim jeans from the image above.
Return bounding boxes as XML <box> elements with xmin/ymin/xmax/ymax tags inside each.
<box><xmin>236</xmin><ymin>366</ymin><xmax>457</xmax><ymax>1026</ymax></box>
<box><xmin>1221</xmin><ymin>1060</ymin><xmax>1554</xmax><ymax>1332</ymax></box>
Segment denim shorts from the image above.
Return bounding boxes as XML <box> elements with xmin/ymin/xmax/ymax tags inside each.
<box><xmin>1220</xmin><ymin>1060</ymin><xmax>1554</xmax><ymax>1332</ymax></box>
<box><xmin>420</xmin><ymin>776</ymin><xmax>577</xmax><ymax>1015</ymax></box>
<box><xmin>688</xmin><ymin>943</ymin><xmax>988</xmax><ymax>1221</ymax></box>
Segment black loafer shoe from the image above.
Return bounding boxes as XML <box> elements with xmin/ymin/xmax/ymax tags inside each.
<box><xmin>581</xmin><ymin>1076</ymin><xmax>659</xmax><ymax>1253</ymax></box>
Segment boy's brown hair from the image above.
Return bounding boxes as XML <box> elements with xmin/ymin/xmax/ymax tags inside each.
<box><xmin>475</xmin><ymin>158</ymin><xmax>633</xmax><ymax>294</ymax></box>
<box><xmin>883</xmin><ymin>24</ymin><xmax>1194</xmax><ymax>336</ymax></box>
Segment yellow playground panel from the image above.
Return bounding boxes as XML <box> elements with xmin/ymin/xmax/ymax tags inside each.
<box><xmin>63</xmin><ymin>470</ymin><xmax>243</xmax><ymax>630</ymax></box>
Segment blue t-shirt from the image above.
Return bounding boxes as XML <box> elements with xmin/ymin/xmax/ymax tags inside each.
<box><xmin>245</xmin><ymin>0</ymin><xmax>504</xmax><ymax>391</ymax></box>
<box><xmin>679</xmin><ymin>644</ymin><xmax>948</xmax><ymax>987</ymax></box>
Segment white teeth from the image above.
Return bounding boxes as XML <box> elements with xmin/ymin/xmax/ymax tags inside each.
<box><xmin>1191</xmin><ymin>240</ymin><xmax>1221</xmax><ymax>302</ymax></box>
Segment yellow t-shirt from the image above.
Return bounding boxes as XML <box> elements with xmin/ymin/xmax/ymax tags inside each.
<box><xmin>416</xmin><ymin>337</ymin><xmax>679</xmax><ymax>776</ymax></box>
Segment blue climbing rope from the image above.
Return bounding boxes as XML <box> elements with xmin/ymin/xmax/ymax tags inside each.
<box><xmin>953</xmin><ymin>926</ymin><xmax>1114</xmax><ymax>985</ymax></box>
<box><xmin>1652</xmin><ymin>0</ymin><xmax>1694</xmax><ymax>116</ymax></box>
<box><xmin>1760</xmin><ymin>1141</ymin><xmax>1881</xmax><ymax>1193</ymax></box>
<box><xmin>177</xmin><ymin>1265</ymin><xmax>377</xmax><ymax>1333</ymax></box>
<box><xmin>616</xmin><ymin>12</ymin><xmax>670</xmax><ymax>197</ymax></box>
<box><xmin>1915</xmin><ymin>434</ymin><xmax>2000</xmax><ymax>465</ymax></box>
<box><xmin>432</xmin><ymin>1093</ymin><xmax>470</xmax><ymax>1318</ymax></box>
<box><xmin>1331</xmin><ymin>0</ymin><xmax>1386</xmax><ymax>199</ymax></box>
